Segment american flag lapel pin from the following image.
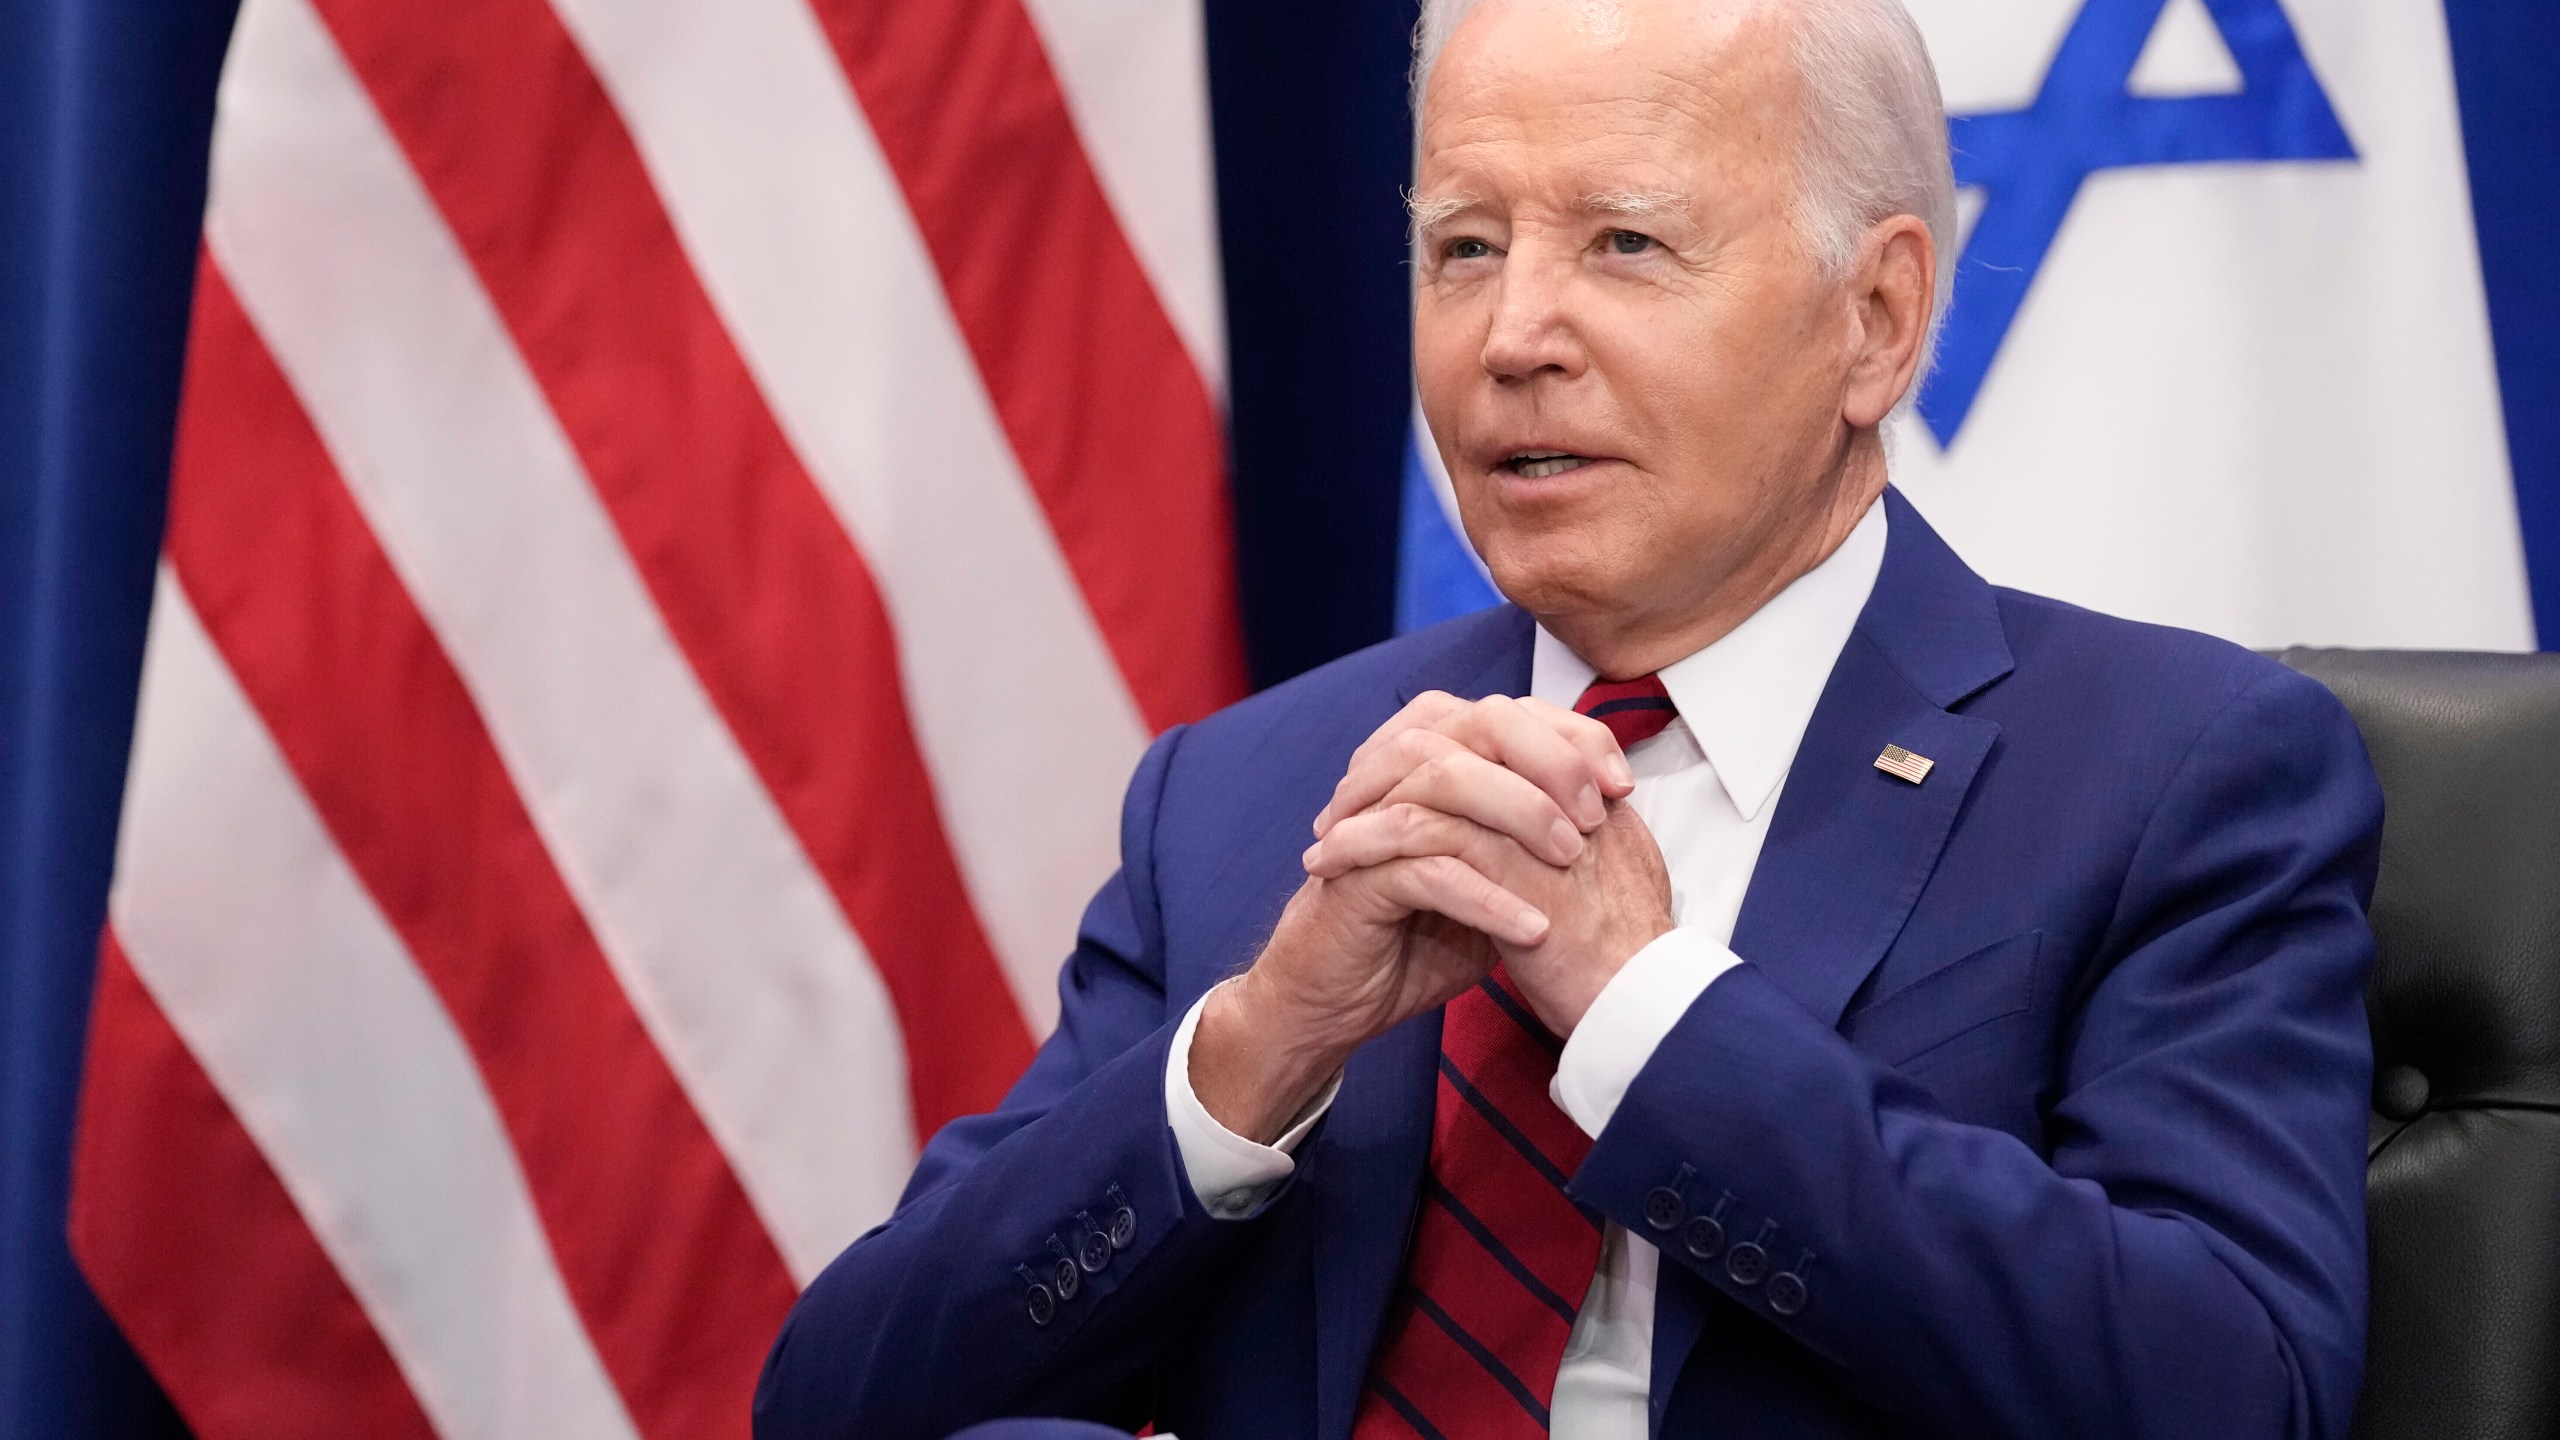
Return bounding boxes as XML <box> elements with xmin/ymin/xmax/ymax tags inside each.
<box><xmin>1874</xmin><ymin>743</ymin><xmax>1934</xmax><ymax>784</ymax></box>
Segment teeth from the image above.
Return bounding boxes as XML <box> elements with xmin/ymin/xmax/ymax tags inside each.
<box><xmin>1513</xmin><ymin>454</ymin><xmax>1590</xmax><ymax>479</ymax></box>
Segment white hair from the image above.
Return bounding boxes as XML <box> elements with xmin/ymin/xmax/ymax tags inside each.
<box><xmin>1413</xmin><ymin>0</ymin><xmax>1959</xmax><ymax>378</ymax></box>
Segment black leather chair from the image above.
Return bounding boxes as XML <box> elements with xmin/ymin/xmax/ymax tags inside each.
<box><xmin>2272</xmin><ymin>650</ymin><xmax>2560</xmax><ymax>1440</ymax></box>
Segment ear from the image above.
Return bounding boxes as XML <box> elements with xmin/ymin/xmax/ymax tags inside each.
<box><xmin>1840</xmin><ymin>214</ymin><xmax>1935</xmax><ymax>429</ymax></box>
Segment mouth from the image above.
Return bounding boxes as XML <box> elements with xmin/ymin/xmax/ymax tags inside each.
<box><xmin>1500</xmin><ymin>450</ymin><xmax>1601</xmax><ymax>480</ymax></box>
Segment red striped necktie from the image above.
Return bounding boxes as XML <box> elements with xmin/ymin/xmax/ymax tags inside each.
<box><xmin>1572</xmin><ymin>672</ymin><xmax>1678</xmax><ymax>750</ymax></box>
<box><xmin>1351</xmin><ymin>966</ymin><xmax>1603</xmax><ymax>1440</ymax></box>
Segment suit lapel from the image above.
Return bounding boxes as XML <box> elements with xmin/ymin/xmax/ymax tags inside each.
<box><xmin>1724</xmin><ymin>635</ymin><xmax>2000</xmax><ymax>1024</ymax></box>
<box><xmin>1647</xmin><ymin>489</ymin><xmax>2013</xmax><ymax>1427</ymax></box>
<box><xmin>1312</xmin><ymin>607</ymin><xmax>1534</xmax><ymax>1440</ymax></box>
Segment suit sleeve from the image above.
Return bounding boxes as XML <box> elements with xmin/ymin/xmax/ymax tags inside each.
<box><xmin>753</xmin><ymin>724</ymin><xmax>1265</xmax><ymax>1440</ymax></box>
<box><xmin>1569</xmin><ymin>666</ymin><xmax>2381</xmax><ymax>1440</ymax></box>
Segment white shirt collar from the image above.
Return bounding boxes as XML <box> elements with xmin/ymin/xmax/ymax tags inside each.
<box><xmin>1528</xmin><ymin>499</ymin><xmax>1888</xmax><ymax>822</ymax></box>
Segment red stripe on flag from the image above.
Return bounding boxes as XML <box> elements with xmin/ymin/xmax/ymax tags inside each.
<box><xmin>304</xmin><ymin>0</ymin><xmax>1034</xmax><ymax>1132</ymax></box>
<box><xmin>165</xmin><ymin>261</ymin><xmax>796</xmax><ymax>1440</ymax></box>
<box><xmin>802</xmin><ymin>0</ymin><xmax>1247</xmax><ymax>730</ymax></box>
<box><xmin>70</xmin><ymin>930</ymin><xmax>440</xmax><ymax>1440</ymax></box>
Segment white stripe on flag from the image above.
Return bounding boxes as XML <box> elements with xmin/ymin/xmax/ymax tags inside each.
<box><xmin>207</xmin><ymin>0</ymin><xmax>914</xmax><ymax>1278</ymax></box>
<box><xmin>1018</xmin><ymin>0</ymin><xmax>1229</xmax><ymax>392</ymax></box>
<box><xmin>112</xmin><ymin>571</ymin><xmax>639</xmax><ymax>1440</ymax></box>
<box><xmin>551</xmin><ymin>0</ymin><xmax>1150</xmax><ymax>1036</ymax></box>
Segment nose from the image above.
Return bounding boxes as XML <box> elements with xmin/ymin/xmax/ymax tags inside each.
<box><xmin>1479</xmin><ymin>242</ymin><xmax>1587</xmax><ymax>384</ymax></box>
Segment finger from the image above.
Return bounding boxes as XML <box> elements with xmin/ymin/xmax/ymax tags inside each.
<box><xmin>1364</xmin><ymin>854</ymin><xmax>1549</xmax><ymax>947</ymax></box>
<box><xmin>1434</xmin><ymin>695</ymin><xmax>1612</xmax><ymax>830</ymax></box>
<box><xmin>1314</xmin><ymin>691</ymin><xmax>1468</xmax><ymax>836</ymax></box>
<box><xmin>1375</xmin><ymin>747</ymin><xmax>1587</xmax><ymax>865</ymax></box>
<box><xmin>1316</xmin><ymin>721</ymin><xmax>1471</xmax><ymax>839</ymax></box>
<box><xmin>1304</xmin><ymin>802</ymin><xmax>1543</xmax><ymax>879</ymax></box>
<box><xmin>1318</xmin><ymin>691</ymin><xmax>1629</xmax><ymax>839</ymax></box>
<box><xmin>1516</xmin><ymin>695</ymin><xmax>1636</xmax><ymax>796</ymax></box>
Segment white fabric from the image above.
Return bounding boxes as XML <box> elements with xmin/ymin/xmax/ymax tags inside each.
<box><xmin>1165</xmin><ymin>498</ymin><xmax>1888</xmax><ymax>1435</ymax></box>
<box><xmin>1162</xmin><ymin>982</ymin><xmax>1341</xmax><ymax>1219</ymax></box>
<box><xmin>1888</xmin><ymin>0</ymin><xmax>2532</xmax><ymax>652</ymax></box>
<box><xmin>1548</xmin><ymin>929</ymin><xmax>1737</xmax><ymax>1140</ymax></box>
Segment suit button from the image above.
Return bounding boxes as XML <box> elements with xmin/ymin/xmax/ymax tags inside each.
<box><xmin>1106</xmin><ymin>1185</ymin><xmax>1138</xmax><ymax>1250</ymax></box>
<box><xmin>1682</xmin><ymin>1214</ymin><xmax>1724</xmax><ymax>1260</ymax></box>
<box><xmin>1767</xmin><ymin>1272</ymin><xmax>1807</xmax><ymax>1315</ymax></box>
<box><xmin>1727</xmin><ymin>1221</ymin><xmax>1779</xmax><ymax>1287</ymax></box>
<box><xmin>1643</xmin><ymin>1187</ymin><xmax>1687</xmax><ymax>1231</ymax></box>
<box><xmin>1015</xmin><ymin>1266</ymin><xmax>1058</xmax><ymax>1326</ymax></box>
<box><xmin>1075</xmin><ymin>1212</ymin><xmax>1112</xmax><ymax>1273</ymax></box>
<box><xmin>1768</xmin><ymin>1250</ymin><xmax>1817</xmax><ymax>1317</ymax></box>
<box><xmin>1644</xmin><ymin>1163</ymin><xmax>1697</xmax><ymax>1232</ymax></box>
<box><xmin>1682</xmin><ymin>1192</ymin><xmax>1733</xmax><ymax>1260</ymax></box>
<box><xmin>1046</xmin><ymin>1235</ymin><xmax>1081</xmax><ymax>1300</ymax></box>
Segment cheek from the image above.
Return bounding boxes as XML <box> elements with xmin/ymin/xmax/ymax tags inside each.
<box><xmin>1412</xmin><ymin>289</ymin><xmax>1485</xmax><ymax>397</ymax></box>
<box><xmin>1607</xmin><ymin>285</ymin><xmax>1830</xmax><ymax>459</ymax></box>
<box><xmin>1590</xmin><ymin>307</ymin><xmax>1757</xmax><ymax>474</ymax></box>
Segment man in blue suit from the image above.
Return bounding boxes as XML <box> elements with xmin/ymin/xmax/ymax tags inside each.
<box><xmin>754</xmin><ymin>0</ymin><xmax>2380</xmax><ymax>1435</ymax></box>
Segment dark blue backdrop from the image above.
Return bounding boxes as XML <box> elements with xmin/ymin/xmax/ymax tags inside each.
<box><xmin>1</xmin><ymin>2</ymin><xmax>236</xmax><ymax>1437</ymax></box>
<box><xmin>0</xmin><ymin>1</ymin><xmax>2548</xmax><ymax>1436</ymax></box>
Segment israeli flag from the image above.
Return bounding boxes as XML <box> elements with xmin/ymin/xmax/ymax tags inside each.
<box><xmin>1397</xmin><ymin>0</ymin><xmax>2557</xmax><ymax>651</ymax></box>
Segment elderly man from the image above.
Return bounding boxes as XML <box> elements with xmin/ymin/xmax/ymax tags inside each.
<box><xmin>753</xmin><ymin>0</ymin><xmax>2380</xmax><ymax>1435</ymax></box>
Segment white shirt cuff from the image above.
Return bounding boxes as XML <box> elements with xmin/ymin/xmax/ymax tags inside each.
<box><xmin>1163</xmin><ymin>982</ymin><xmax>1341</xmax><ymax>1219</ymax></box>
<box><xmin>1551</xmin><ymin>929</ymin><xmax>1742</xmax><ymax>1137</ymax></box>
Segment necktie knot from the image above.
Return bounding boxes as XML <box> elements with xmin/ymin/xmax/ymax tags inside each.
<box><xmin>1574</xmin><ymin>674</ymin><xmax>1677</xmax><ymax>750</ymax></box>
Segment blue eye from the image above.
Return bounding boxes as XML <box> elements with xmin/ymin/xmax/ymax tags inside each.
<box><xmin>1447</xmin><ymin>238</ymin><xmax>1494</xmax><ymax>260</ymax></box>
<box><xmin>1606</xmin><ymin>230</ymin><xmax>1655</xmax><ymax>255</ymax></box>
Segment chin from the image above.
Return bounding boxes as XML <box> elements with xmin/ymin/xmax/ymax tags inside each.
<box><xmin>1476</xmin><ymin>533</ymin><xmax>1632</xmax><ymax>620</ymax></box>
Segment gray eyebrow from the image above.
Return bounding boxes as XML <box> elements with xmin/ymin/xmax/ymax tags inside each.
<box><xmin>1404</xmin><ymin>189</ymin><xmax>1478</xmax><ymax>231</ymax></box>
<box><xmin>1403</xmin><ymin>187</ymin><xmax>1696</xmax><ymax>238</ymax></box>
<box><xmin>1582</xmin><ymin>189</ymin><xmax>1695</xmax><ymax>222</ymax></box>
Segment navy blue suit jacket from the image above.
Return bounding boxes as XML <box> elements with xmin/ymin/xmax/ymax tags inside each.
<box><xmin>755</xmin><ymin>490</ymin><xmax>2382</xmax><ymax>1440</ymax></box>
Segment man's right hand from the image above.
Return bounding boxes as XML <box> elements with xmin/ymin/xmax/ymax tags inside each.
<box><xmin>1188</xmin><ymin>691</ymin><xmax>1630</xmax><ymax>1143</ymax></box>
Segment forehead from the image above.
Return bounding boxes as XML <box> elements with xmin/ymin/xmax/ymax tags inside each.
<box><xmin>1417</xmin><ymin>0</ymin><xmax>1797</xmax><ymax>192</ymax></box>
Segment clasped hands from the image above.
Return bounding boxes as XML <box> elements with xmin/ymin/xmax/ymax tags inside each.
<box><xmin>1191</xmin><ymin>692</ymin><xmax>1676</xmax><ymax>1144</ymax></box>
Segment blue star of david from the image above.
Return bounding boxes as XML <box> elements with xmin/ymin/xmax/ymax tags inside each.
<box><xmin>1916</xmin><ymin>0</ymin><xmax>2358</xmax><ymax>445</ymax></box>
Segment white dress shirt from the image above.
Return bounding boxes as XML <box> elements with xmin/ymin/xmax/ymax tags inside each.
<box><xmin>1163</xmin><ymin>499</ymin><xmax>1888</xmax><ymax>1437</ymax></box>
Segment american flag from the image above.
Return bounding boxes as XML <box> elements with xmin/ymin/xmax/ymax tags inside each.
<box><xmin>64</xmin><ymin>0</ymin><xmax>1240</xmax><ymax>1434</ymax></box>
